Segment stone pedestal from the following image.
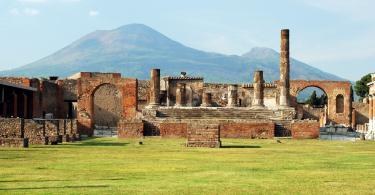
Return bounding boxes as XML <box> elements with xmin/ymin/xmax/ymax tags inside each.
<box><xmin>227</xmin><ymin>85</ymin><xmax>238</xmax><ymax>107</ymax></box>
<box><xmin>251</xmin><ymin>70</ymin><xmax>265</xmax><ymax>109</ymax></box>
<box><xmin>147</xmin><ymin>69</ymin><xmax>160</xmax><ymax>108</ymax></box>
<box><xmin>175</xmin><ymin>83</ymin><xmax>186</xmax><ymax>107</ymax></box>
<box><xmin>201</xmin><ymin>92</ymin><xmax>212</xmax><ymax>107</ymax></box>
<box><xmin>279</xmin><ymin>29</ymin><xmax>291</xmax><ymax>108</ymax></box>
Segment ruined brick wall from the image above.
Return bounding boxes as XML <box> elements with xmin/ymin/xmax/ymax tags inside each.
<box><xmin>290</xmin><ymin>120</ymin><xmax>320</xmax><ymax>139</ymax></box>
<box><xmin>353</xmin><ymin>102</ymin><xmax>369</xmax><ymax>125</ymax></box>
<box><xmin>159</xmin><ymin>122</ymin><xmax>187</xmax><ymax>138</ymax></box>
<box><xmin>93</xmin><ymin>84</ymin><xmax>122</xmax><ymax>127</ymax></box>
<box><xmin>0</xmin><ymin>118</ymin><xmax>23</xmax><ymax>138</ymax></box>
<box><xmin>165</xmin><ymin>78</ymin><xmax>204</xmax><ymax>107</ymax></box>
<box><xmin>76</xmin><ymin>72</ymin><xmax>138</xmax><ymax>136</ymax></box>
<box><xmin>297</xmin><ymin>105</ymin><xmax>323</xmax><ymax>120</ymax></box>
<box><xmin>40</xmin><ymin>80</ymin><xmax>68</xmax><ymax>118</ymax></box>
<box><xmin>117</xmin><ymin>120</ymin><xmax>144</xmax><ymax>138</ymax></box>
<box><xmin>186</xmin><ymin>123</ymin><xmax>221</xmax><ymax>148</ymax></box>
<box><xmin>204</xmin><ymin>83</ymin><xmax>278</xmax><ymax>108</ymax></box>
<box><xmin>0</xmin><ymin>77</ymin><xmax>31</xmax><ymax>87</ymax></box>
<box><xmin>220</xmin><ymin>122</ymin><xmax>274</xmax><ymax>139</ymax></box>
<box><xmin>59</xmin><ymin>79</ymin><xmax>78</xmax><ymax>101</ymax></box>
<box><xmin>138</xmin><ymin>80</ymin><xmax>150</xmax><ymax>110</ymax></box>
<box><xmin>290</xmin><ymin>80</ymin><xmax>352</xmax><ymax>126</ymax></box>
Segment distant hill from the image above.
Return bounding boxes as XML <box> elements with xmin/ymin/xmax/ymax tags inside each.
<box><xmin>0</xmin><ymin>23</ymin><xmax>346</xmax><ymax>83</ymax></box>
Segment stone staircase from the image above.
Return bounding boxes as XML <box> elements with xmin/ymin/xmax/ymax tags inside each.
<box><xmin>93</xmin><ymin>126</ymin><xmax>117</xmax><ymax>137</ymax></box>
<box><xmin>156</xmin><ymin>108</ymin><xmax>278</xmax><ymax>120</ymax></box>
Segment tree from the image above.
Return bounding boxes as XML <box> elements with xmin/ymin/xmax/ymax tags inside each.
<box><xmin>355</xmin><ymin>74</ymin><xmax>371</xmax><ymax>99</ymax></box>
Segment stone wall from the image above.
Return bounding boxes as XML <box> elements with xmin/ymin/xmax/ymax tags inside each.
<box><xmin>138</xmin><ymin>80</ymin><xmax>150</xmax><ymax>110</ymax></box>
<box><xmin>117</xmin><ymin>120</ymin><xmax>144</xmax><ymax>138</ymax></box>
<box><xmin>93</xmin><ymin>84</ymin><xmax>122</xmax><ymax>127</ymax></box>
<box><xmin>0</xmin><ymin>77</ymin><xmax>31</xmax><ymax>87</ymax></box>
<box><xmin>220</xmin><ymin>122</ymin><xmax>274</xmax><ymax>139</ymax></box>
<box><xmin>186</xmin><ymin>123</ymin><xmax>221</xmax><ymax>148</ymax></box>
<box><xmin>290</xmin><ymin>120</ymin><xmax>320</xmax><ymax>139</ymax></box>
<box><xmin>0</xmin><ymin>118</ymin><xmax>78</xmax><ymax>145</ymax></box>
<box><xmin>59</xmin><ymin>79</ymin><xmax>78</xmax><ymax>101</ymax></box>
<box><xmin>0</xmin><ymin>118</ymin><xmax>23</xmax><ymax>138</ymax></box>
<box><xmin>0</xmin><ymin>138</ymin><xmax>28</xmax><ymax>148</ymax></box>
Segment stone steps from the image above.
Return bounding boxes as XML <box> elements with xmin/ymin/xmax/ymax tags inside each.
<box><xmin>93</xmin><ymin>126</ymin><xmax>117</xmax><ymax>137</ymax></box>
<box><xmin>156</xmin><ymin>108</ymin><xmax>276</xmax><ymax>120</ymax></box>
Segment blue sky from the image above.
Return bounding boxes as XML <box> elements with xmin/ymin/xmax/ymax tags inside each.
<box><xmin>0</xmin><ymin>0</ymin><xmax>374</xmax><ymax>81</ymax></box>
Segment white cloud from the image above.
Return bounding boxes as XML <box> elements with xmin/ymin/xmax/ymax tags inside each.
<box><xmin>18</xmin><ymin>0</ymin><xmax>47</xmax><ymax>3</ymax></box>
<box><xmin>9</xmin><ymin>8</ymin><xmax>40</xmax><ymax>16</ymax></box>
<box><xmin>88</xmin><ymin>10</ymin><xmax>99</xmax><ymax>16</ymax></box>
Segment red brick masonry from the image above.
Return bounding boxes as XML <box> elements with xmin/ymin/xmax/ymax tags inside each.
<box><xmin>291</xmin><ymin>121</ymin><xmax>320</xmax><ymax>139</ymax></box>
<box><xmin>159</xmin><ymin>123</ymin><xmax>187</xmax><ymax>138</ymax></box>
<box><xmin>220</xmin><ymin>122</ymin><xmax>275</xmax><ymax>139</ymax></box>
<box><xmin>117</xmin><ymin>120</ymin><xmax>144</xmax><ymax>138</ymax></box>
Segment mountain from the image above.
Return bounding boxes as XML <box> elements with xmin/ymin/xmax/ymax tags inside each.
<box><xmin>0</xmin><ymin>23</ymin><xmax>345</xmax><ymax>83</ymax></box>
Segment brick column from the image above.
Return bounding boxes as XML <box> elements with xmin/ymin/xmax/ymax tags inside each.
<box><xmin>12</xmin><ymin>92</ymin><xmax>18</xmax><ymax>118</ymax></box>
<box><xmin>23</xmin><ymin>94</ymin><xmax>28</xmax><ymax>118</ymax></box>
<box><xmin>251</xmin><ymin>70</ymin><xmax>265</xmax><ymax>109</ymax></box>
<box><xmin>201</xmin><ymin>92</ymin><xmax>212</xmax><ymax>107</ymax></box>
<box><xmin>279</xmin><ymin>29</ymin><xmax>290</xmax><ymax>108</ymax></box>
<box><xmin>227</xmin><ymin>84</ymin><xmax>238</xmax><ymax>107</ymax></box>
<box><xmin>175</xmin><ymin>83</ymin><xmax>186</xmax><ymax>107</ymax></box>
<box><xmin>148</xmin><ymin>69</ymin><xmax>160</xmax><ymax>108</ymax></box>
<box><xmin>369</xmin><ymin>96</ymin><xmax>373</xmax><ymax>130</ymax></box>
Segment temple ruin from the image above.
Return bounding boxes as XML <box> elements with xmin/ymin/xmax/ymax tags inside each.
<box><xmin>1</xmin><ymin>29</ymin><xmax>372</xmax><ymax>148</ymax></box>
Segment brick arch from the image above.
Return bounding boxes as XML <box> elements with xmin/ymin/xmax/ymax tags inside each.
<box><xmin>76</xmin><ymin>72</ymin><xmax>138</xmax><ymax>136</ymax></box>
<box><xmin>290</xmin><ymin>80</ymin><xmax>352</xmax><ymax>126</ymax></box>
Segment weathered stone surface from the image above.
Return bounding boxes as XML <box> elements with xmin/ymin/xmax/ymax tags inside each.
<box><xmin>279</xmin><ymin>29</ymin><xmax>290</xmax><ymax>107</ymax></box>
<box><xmin>251</xmin><ymin>70</ymin><xmax>265</xmax><ymax>109</ymax></box>
<box><xmin>148</xmin><ymin>69</ymin><xmax>160</xmax><ymax>107</ymax></box>
<box><xmin>227</xmin><ymin>85</ymin><xmax>238</xmax><ymax>107</ymax></box>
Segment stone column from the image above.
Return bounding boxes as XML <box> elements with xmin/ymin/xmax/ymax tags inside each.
<box><xmin>148</xmin><ymin>69</ymin><xmax>160</xmax><ymax>108</ymax></box>
<box><xmin>175</xmin><ymin>83</ymin><xmax>186</xmax><ymax>107</ymax></box>
<box><xmin>227</xmin><ymin>84</ymin><xmax>238</xmax><ymax>107</ymax></box>
<box><xmin>279</xmin><ymin>29</ymin><xmax>290</xmax><ymax>108</ymax></box>
<box><xmin>369</xmin><ymin>96</ymin><xmax>373</xmax><ymax>130</ymax></box>
<box><xmin>251</xmin><ymin>70</ymin><xmax>265</xmax><ymax>109</ymax></box>
<box><xmin>201</xmin><ymin>92</ymin><xmax>212</xmax><ymax>107</ymax></box>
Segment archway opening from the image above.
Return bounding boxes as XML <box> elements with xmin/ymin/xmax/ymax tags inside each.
<box><xmin>296</xmin><ymin>86</ymin><xmax>328</xmax><ymax>122</ymax></box>
<box><xmin>336</xmin><ymin>94</ymin><xmax>344</xmax><ymax>113</ymax></box>
<box><xmin>92</xmin><ymin>84</ymin><xmax>122</xmax><ymax>129</ymax></box>
<box><xmin>297</xmin><ymin>87</ymin><xmax>327</xmax><ymax>107</ymax></box>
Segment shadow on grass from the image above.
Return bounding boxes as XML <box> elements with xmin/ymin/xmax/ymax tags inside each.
<box><xmin>0</xmin><ymin>178</ymin><xmax>126</xmax><ymax>183</ymax></box>
<box><xmin>221</xmin><ymin>145</ymin><xmax>261</xmax><ymax>148</ymax></box>
<box><xmin>0</xmin><ymin>185</ymin><xmax>109</xmax><ymax>191</ymax></box>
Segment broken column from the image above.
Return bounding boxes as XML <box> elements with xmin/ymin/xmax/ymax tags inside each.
<box><xmin>175</xmin><ymin>83</ymin><xmax>186</xmax><ymax>107</ymax></box>
<box><xmin>201</xmin><ymin>92</ymin><xmax>212</xmax><ymax>107</ymax></box>
<box><xmin>148</xmin><ymin>69</ymin><xmax>160</xmax><ymax>108</ymax></box>
<box><xmin>227</xmin><ymin>84</ymin><xmax>238</xmax><ymax>107</ymax></box>
<box><xmin>251</xmin><ymin>70</ymin><xmax>265</xmax><ymax>109</ymax></box>
<box><xmin>279</xmin><ymin>29</ymin><xmax>291</xmax><ymax>108</ymax></box>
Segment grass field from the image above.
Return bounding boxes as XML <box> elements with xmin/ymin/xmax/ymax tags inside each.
<box><xmin>0</xmin><ymin>137</ymin><xmax>375</xmax><ymax>194</ymax></box>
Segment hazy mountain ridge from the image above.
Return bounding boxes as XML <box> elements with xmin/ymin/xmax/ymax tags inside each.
<box><xmin>0</xmin><ymin>23</ymin><xmax>345</xmax><ymax>83</ymax></box>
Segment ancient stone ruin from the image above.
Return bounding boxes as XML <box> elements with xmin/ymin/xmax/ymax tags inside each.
<box><xmin>0</xmin><ymin>29</ymin><xmax>372</xmax><ymax>147</ymax></box>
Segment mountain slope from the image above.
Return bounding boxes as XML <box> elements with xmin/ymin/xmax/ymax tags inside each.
<box><xmin>0</xmin><ymin>24</ymin><xmax>345</xmax><ymax>83</ymax></box>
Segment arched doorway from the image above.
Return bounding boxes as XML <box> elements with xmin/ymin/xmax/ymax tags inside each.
<box><xmin>296</xmin><ymin>86</ymin><xmax>328</xmax><ymax>126</ymax></box>
<box><xmin>92</xmin><ymin>84</ymin><xmax>123</xmax><ymax>135</ymax></box>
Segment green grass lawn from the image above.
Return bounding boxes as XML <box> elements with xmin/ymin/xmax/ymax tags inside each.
<box><xmin>0</xmin><ymin>138</ymin><xmax>374</xmax><ymax>194</ymax></box>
